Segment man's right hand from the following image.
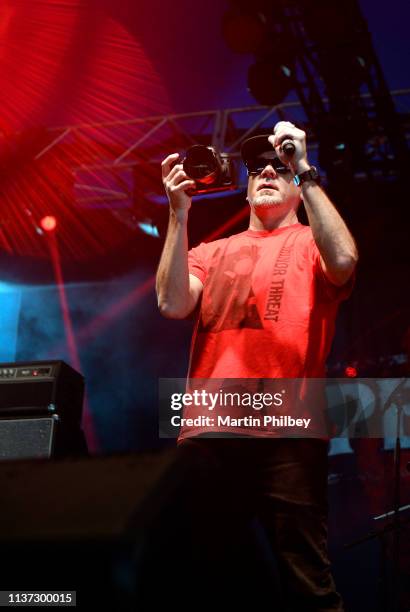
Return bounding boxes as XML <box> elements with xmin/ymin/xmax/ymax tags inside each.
<box><xmin>161</xmin><ymin>153</ymin><xmax>196</xmax><ymax>217</ymax></box>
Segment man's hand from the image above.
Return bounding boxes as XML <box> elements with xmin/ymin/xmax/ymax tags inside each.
<box><xmin>268</xmin><ymin>121</ymin><xmax>310</xmax><ymax>175</ymax></box>
<box><xmin>161</xmin><ymin>153</ymin><xmax>196</xmax><ymax>218</ymax></box>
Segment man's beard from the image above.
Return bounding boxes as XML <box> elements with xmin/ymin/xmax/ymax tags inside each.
<box><xmin>248</xmin><ymin>194</ymin><xmax>282</xmax><ymax>208</ymax></box>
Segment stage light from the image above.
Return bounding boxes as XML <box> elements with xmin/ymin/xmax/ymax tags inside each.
<box><xmin>137</xmin><ymin>221</ymin><xmax>160</xmax><ymax>238</ymax></box>
<box><xmin>247</xmin><ymin>59</ymin><xmax>294</xmax><ymax>105</ymax></box>
<box><xmin>320</xmin><ymin>49</ymin><xmax>368</xmax><ymax>96</ymax></box>
<box><xmin>345</xmin><ymin>366</ymin><xmax>358</xmax><ymax>378</ymax></box>
<box><xmin>40</xmin><ymin>215</ymin><xmax>57</xmax><ymax>232</ymax></box>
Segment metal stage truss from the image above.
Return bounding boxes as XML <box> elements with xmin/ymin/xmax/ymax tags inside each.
<box><xmin>31</xmin><ymin>88</ymin><xmax>410</xmax><ymax>209</ymax></box>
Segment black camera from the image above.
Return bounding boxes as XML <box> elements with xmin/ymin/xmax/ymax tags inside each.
<box><xmin>182</xmin><ymin>145</ymin><xmax>236</xmax><ymax>194</ymax></box>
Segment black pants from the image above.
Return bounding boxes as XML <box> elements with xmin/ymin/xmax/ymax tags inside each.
<box><xmin>178</xmin><ymin>437</ymin><xmax>344</xmax><ymax>612</ymax></box>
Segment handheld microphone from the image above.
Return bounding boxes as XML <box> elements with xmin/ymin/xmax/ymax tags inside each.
<box><xmin>282</xmin><ymin>139</ymin><xmax>295</xmax><ymax>156</ymax></box>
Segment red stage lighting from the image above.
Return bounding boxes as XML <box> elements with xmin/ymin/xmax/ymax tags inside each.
<box><xmin>345</xmin><ymin>365</ymin><xmax>358</xmax><ymax>378</ymax></box>
<box><xmin>40</xmin><ymin>215</ymin><xmax>57</xmax><ymax>232</ymax></box>
<box><xmin>0</xmin><ymin>0</ymin><xmax>170</xmax><ymax>261</ymax></box>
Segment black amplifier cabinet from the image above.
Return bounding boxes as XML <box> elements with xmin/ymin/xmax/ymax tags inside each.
<box><xmin>0</xmin><ymin>361</ymin><xmax>87</xmax><ymax>460</ymax></box>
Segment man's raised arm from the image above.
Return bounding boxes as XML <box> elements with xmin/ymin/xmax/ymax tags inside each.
<box><xmin>156</xmin><ymin>153</ymin><xmax>203</xmax><ymax>319</ymax></box>
<box><xmin>270</xmin><ymin>123</ymin><xmax>358</xmax><ymax>287</ymax></box>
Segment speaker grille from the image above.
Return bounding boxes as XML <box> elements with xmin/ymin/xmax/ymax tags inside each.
<box><xmin>0</xmin><ymin>417</ymin><xmax>56</xmax><ymax>460</ymax></box>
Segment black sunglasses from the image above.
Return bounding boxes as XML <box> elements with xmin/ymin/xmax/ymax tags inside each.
<box><xmin>246</xmin><ymin>157</ymin><xmax>291</xmax><ymax>175</ymax></box>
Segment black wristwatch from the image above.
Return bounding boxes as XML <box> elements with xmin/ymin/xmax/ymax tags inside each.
<box><xmin>293</xmin><ymin>166</ymin><xmax>320</xmax><ymax>186</ymax></box>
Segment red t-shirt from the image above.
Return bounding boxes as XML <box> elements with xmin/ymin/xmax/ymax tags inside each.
<box><xmin>178</xmin><ymin>223</ymin><xmax>353</xmax><ymax>439</ymax></box>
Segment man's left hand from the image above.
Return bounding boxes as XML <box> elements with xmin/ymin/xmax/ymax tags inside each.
<box><xmin>268</xmin><ymin>121</ymin><xmax>310</xmax><ymax>175</ymax></box>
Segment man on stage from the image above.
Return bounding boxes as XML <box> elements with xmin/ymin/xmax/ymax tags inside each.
<box><xmin>156</xmin><ymin>121</ymin><xmax>358</xmax><ymax>611</ymax></box>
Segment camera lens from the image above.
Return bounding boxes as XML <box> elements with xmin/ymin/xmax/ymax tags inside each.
<box><xmin>183</xmin><ymin>145</ymin><xmax>220</xmax><ymax>185</ymax></box>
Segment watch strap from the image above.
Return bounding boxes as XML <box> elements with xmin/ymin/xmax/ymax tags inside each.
<box><xmin>293</xmin><ymin>166</ymin><xmax>319</xmax><ymax>186</ymax></box>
